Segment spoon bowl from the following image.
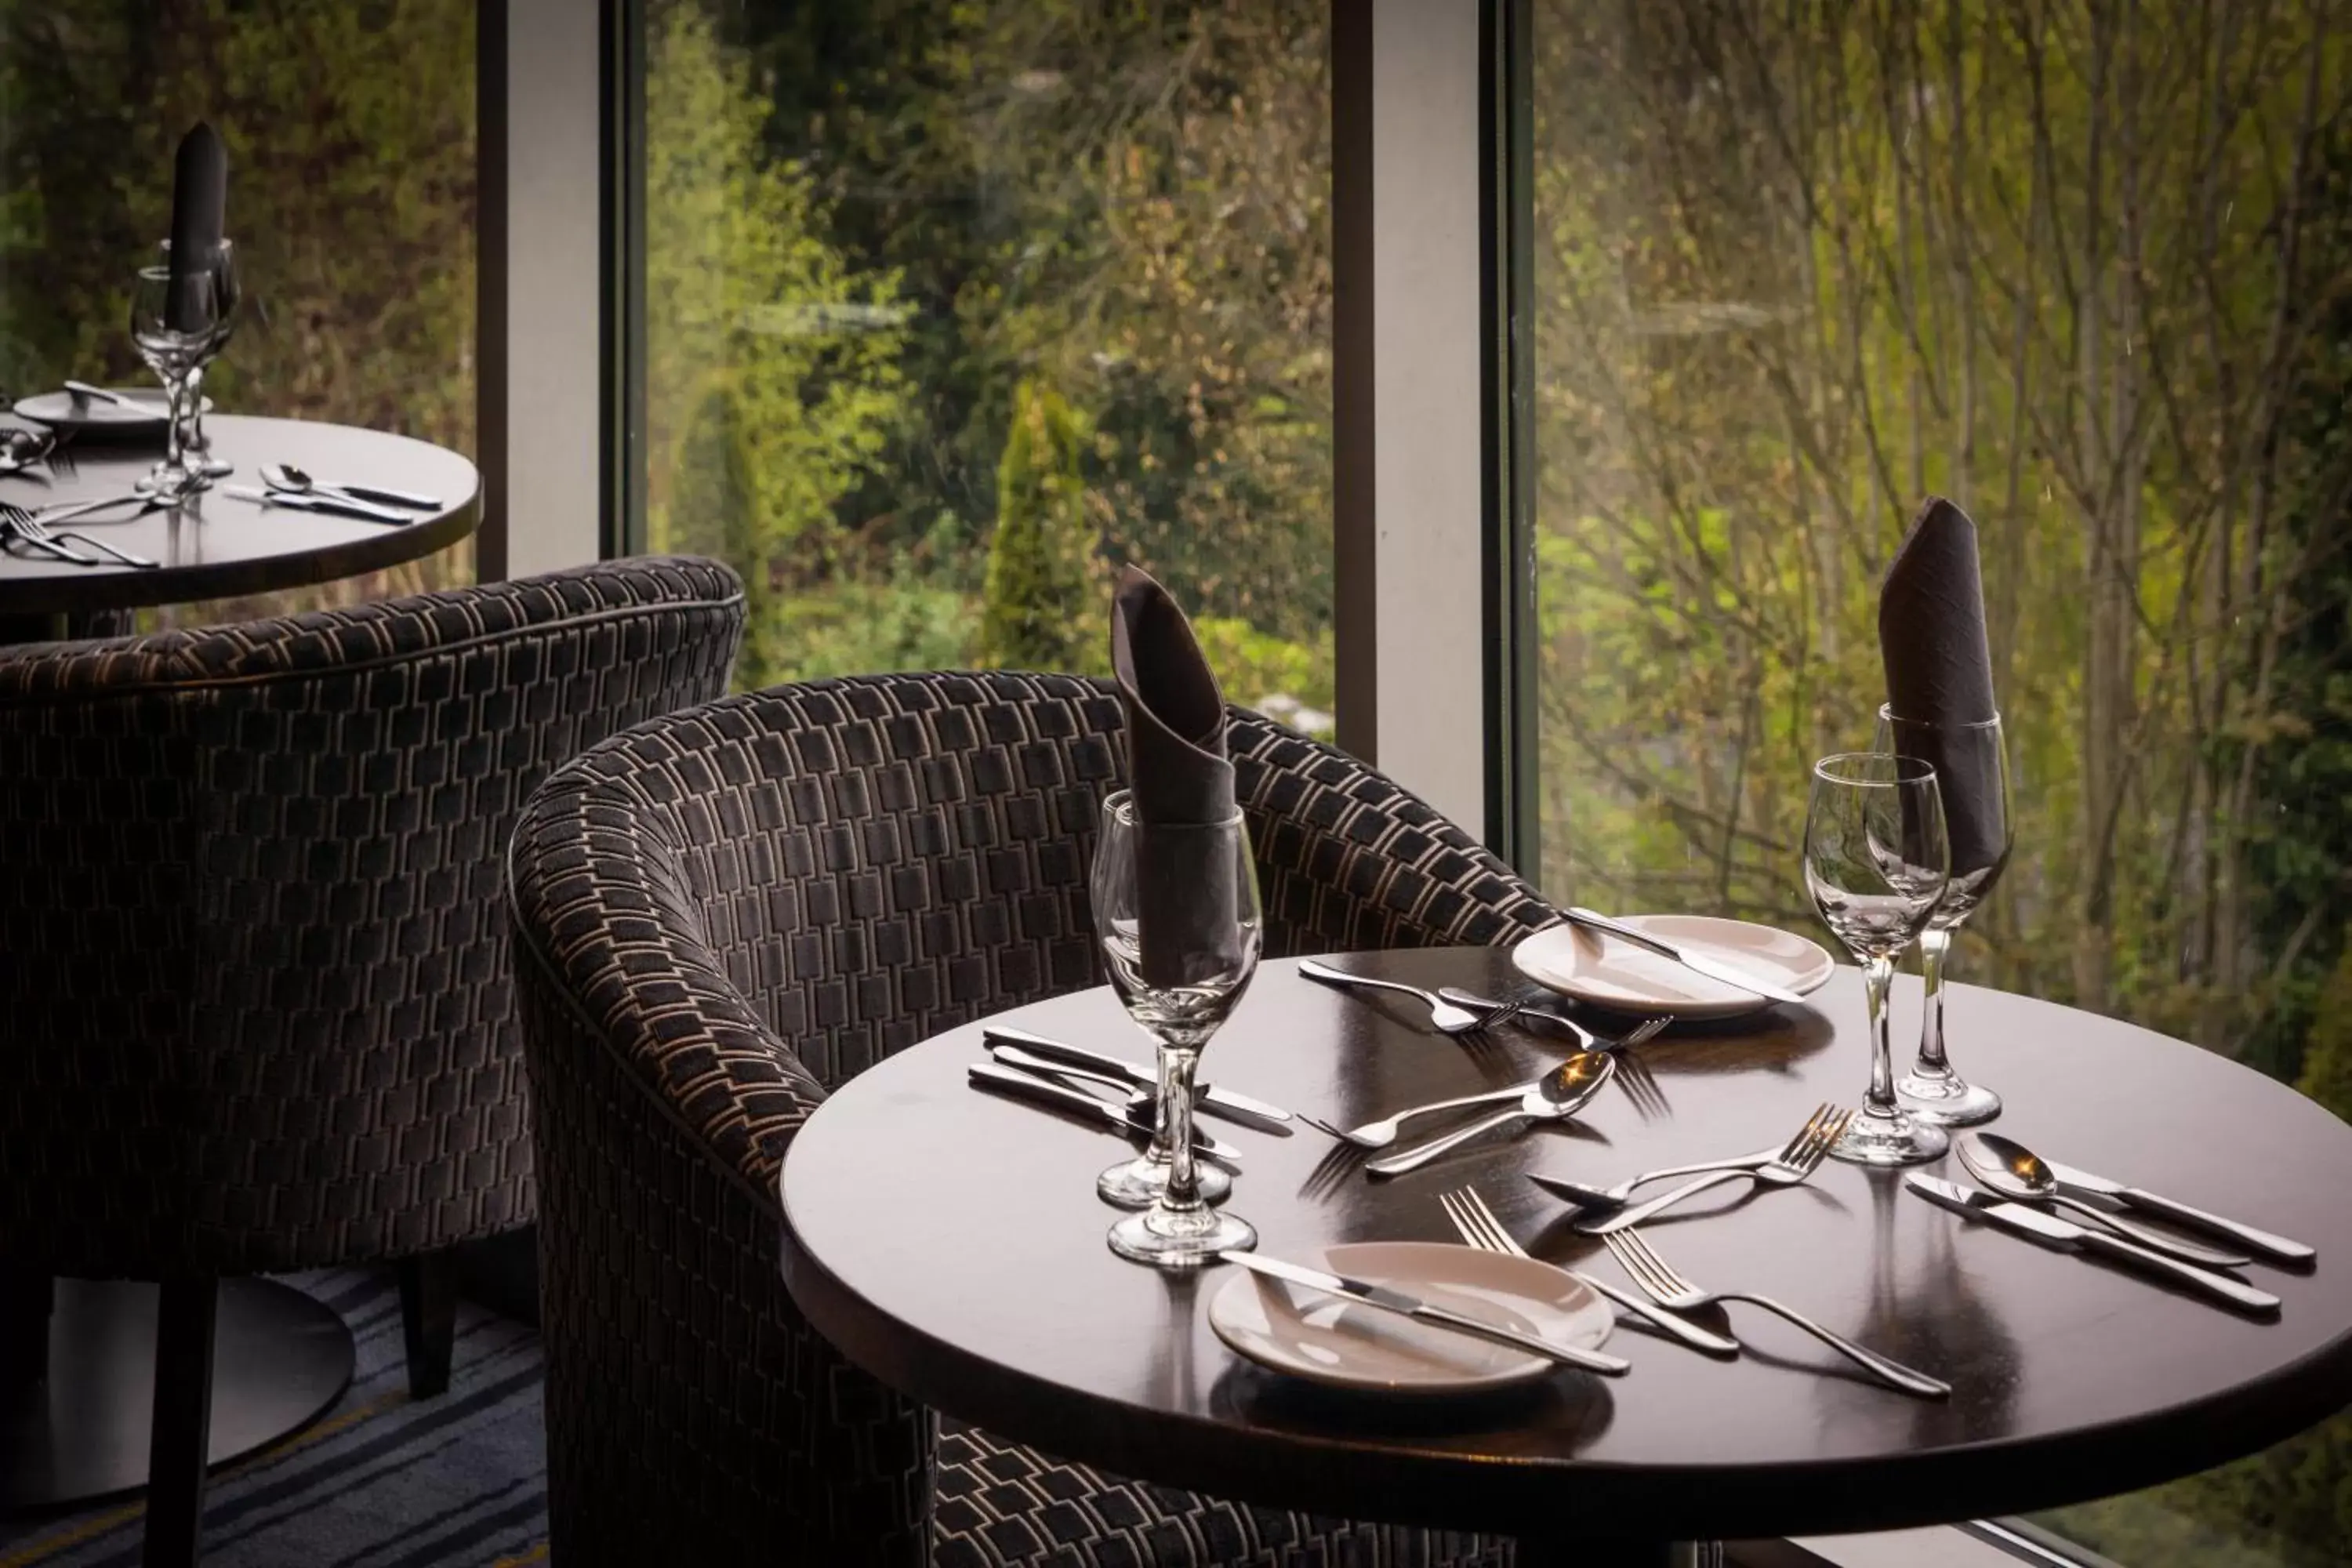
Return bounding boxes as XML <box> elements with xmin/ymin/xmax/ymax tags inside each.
<box><xmin>1363</xmin><ymin>1053</ymin><xmax>1616</xmax><ymax>1177</ymax></box>
<box><xmin>1956</xmin><ymin>1133</ymin><xmax>2253</xmax><ymax>1268</ymax></box>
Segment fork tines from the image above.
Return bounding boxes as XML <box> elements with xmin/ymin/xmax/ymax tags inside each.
<box><xmin>1602</xmin><ymin>1228</ymin><xmax>1684</xmax><ymax>1299</ymax></box>
<box><xmin>1439</xmin><ymin>1188</ymin><xmax>1530</xmax><ymax>1260</ymax></box>
<box><xmin>1780</xmin><ymin>1102</ymin><xmax>1855</xmax><ymax>1172</ymax></box>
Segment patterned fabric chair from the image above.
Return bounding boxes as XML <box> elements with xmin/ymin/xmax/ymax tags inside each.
<box><xmin>508</xmin><ymin>670</ymin><xmax>1560</xmax><ymax>1568</ymax></box>
<box><xmin>0</xmin><ymin>557</ymin><xmax>745</xmax><ymax>1565</ymax></box>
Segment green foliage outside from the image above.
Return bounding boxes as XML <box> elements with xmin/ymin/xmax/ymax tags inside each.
<box><xmin>978</xmin><ymin>377</ymin><xmax>1103</xmax><ymax>673</ymax></box>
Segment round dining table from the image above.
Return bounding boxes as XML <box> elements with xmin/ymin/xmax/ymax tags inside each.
<box><xmin>0</xmin><ymin>412</ymin><xmax>479</xmax><ymax>630</ymax></box>
<box><xmin>0</xmin><ymin>408</ymin><xmax>477</xmax><ymax>1510</ymax></box>
<box><xmin>778</xmin><ymin>946</ymin><xmax>2352</xmax><ymax>1566</ymax></box>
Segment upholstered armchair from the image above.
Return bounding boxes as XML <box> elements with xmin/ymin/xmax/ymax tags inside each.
<box><xmin>0</xmin><ymin>557</ymin><xmax>745</xmax><ymax>1565</ymax></box>
<box><xmin>509</xmin><ymin>670</ymin><xmax>1558</xmax><ymax>1567</ymax></box>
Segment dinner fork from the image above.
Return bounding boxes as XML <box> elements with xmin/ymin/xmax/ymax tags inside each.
<box><xmin>1573</xmin><ymin>1103</ymin><xmax>1853</xmax><ymax>1234</ymax></box>
<box><xmin>1602</xmin><ymin>1229</ymin><xmax>1950</xmax><ymax>1398</ymax></box>
<box><xmin>0</xmin><ymin>501</ymin><xmax>155</xmax><ymax>568</ymax></box>
<box><xmin>1439</xmin><ymin>1188</ymin><xmax>1737</xmax><ymax>1356</ymax></box>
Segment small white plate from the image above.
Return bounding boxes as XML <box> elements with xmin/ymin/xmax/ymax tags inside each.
<box><xmin>13</xmin><ymin>387</ymin><xmax>212</xmax><ymax>437</ymax></box>
<box><xmin>1207</xmin><ymin>1240</ymin><xmax>1612</xmax><ymax>1396</ymax></box>
<box><xmin>1512</xmin><ymin>914</ymin><xmax>1835</xmax><ymax>1021</ymax></box>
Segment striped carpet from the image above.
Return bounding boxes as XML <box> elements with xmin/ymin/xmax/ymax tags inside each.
<box><xmin>0</xmin><ymin>1270</ymin><xmax>549</xmax><ymax>1568</ymax></box>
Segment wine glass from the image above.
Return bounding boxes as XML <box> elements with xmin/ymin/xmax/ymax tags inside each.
<box><xmin>1874</xmin><ymin>706</ymin><xmax>2012</xmax><ymax>1126</ymax></box>
<box><xmin>166</xmin><ymin>238</ymin><xmax>238</xmax><ymax>478</ymax></box>
<box><xmin>1091</xmin><ymin>789</ymin><xmax>1262</xmax><ymax>1268</ymax></box>
<box><xmin>1804</xmin><ymin>753</ymin><xmax>1952</xmax><ymax>1167</ymax></box>
<box><xmin>127</xmin><ymin>261</ymin><xmax>223</xmax><ymax>501</ymax></box>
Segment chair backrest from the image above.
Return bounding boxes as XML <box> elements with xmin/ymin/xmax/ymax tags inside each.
<box><xmin>505</xmin><ymin>667</ymin><xmax>1554</xmax><ymax>1566</ymax></box>
<box><xmin>0</xmin><ymin>557</ymin><xmax>744</xmax><ymax>1278</ymax></box>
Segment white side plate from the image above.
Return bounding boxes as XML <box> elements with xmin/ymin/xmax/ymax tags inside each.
<box><xmin>1207</xmin><ymin>1240</ymin><xmax>1612</xmax><ymax>1395</ymax></box>
<box><xmin>1513</xmin><ymin>914</ymin><xmax>1835</xmax><ymax>1020</ymax></box>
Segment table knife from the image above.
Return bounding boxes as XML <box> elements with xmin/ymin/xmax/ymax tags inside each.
<box><xmin>1905</xmin><ymin>1175</ymin><xmax>2281</xmax><ymax>1316</ymax></box>
<box><xmin>314</xmin><ymin>480</ymin><xmax>442</xmax><ymax>510</ymax></box>
<box><xmin>982</xmin><ymin>1025</ymin><xmax>1294</xmax><ymax>1132</ymax></box>
<box><xmin>223</xmin><ymin>485</ymin><xmax>408</xmax><ymax>525</ymax></box>
<box><xmin>1216</xmin><ymin>1250</ymin><xmax>1631</xmax><ymax>1375</ymax></box>
<box><xmin>62</xmin><ymin>379</ymin><xmax>147</xmax><ymax>411</ymax></box>
<box><xmin>966</xmin><ymin>1062</ymin><xmax>1242</xmax><ymax>1166</ymax></box>
<box><xmin>1562</xmin><ymin>908</ymin><xmax>1806</xmax><ymax>1007</ymax></box>
<box><xmin>2042</xmin><ymin>1160</ymin><xmax>2315</xmax><ymax>1264</ymax></box>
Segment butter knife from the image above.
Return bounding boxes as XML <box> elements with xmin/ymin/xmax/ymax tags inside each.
<box><xmin>223</xmin><ymin>485</ymin><xmax>408</xmax><ymax>525</ymax></box>
<box><xmin>2043</xmin><ymin>1160</ymin><xmax>2315</xmax><ymax>1265</ymax></box>
<box><xmin>1905</xmin><ymin>1175</ymin><xmax>2281</xmax><ymax>1315</ymax></box>
<box><xmin>1562</xmin><ymin>908</ymin><xmax>1806</xmax><ymax>1007</ymax></box>
<box><xmin>982</xmin><ymin>1025</ymin><xmax>1293</xmax><ymax>1132</ymax></box>
<box><xmin>967</xmin><ymin>1062</ymin><xmax>1242</xmax><ymax>1166</ymax></box>
<box><xmin>1217</xmin><ymin>1250</ymin><xmax>1632</xmax><ymax>1375</ymax></box>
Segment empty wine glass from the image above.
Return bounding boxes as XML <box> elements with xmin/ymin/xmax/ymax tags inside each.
<box><xmin>1091</xmin><ymin>789</ymin><xmax>1262</xmax><ymax>1268</ymax></box>
<box><xmin>1804</xmin><ymin>753</ymin><xmax>1951</xmax><ymax>1167</ymax></box>
<box><xmin>1874</xmin><ymin>706</ymin><xmax>2012</xmax><ymax>1126</ymax></box>
<box><xmin>166</xmin><ymin>238</ymin><xmax>238</xmax><ymax>477</ymax></box>
<box><xmin>127</xmin><ymin>260</ymin><xmax>224</xmax><ymax>500</ymax></box>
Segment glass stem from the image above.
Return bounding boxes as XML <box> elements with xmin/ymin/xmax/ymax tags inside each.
<box><xmin>1863</xmin><ymin>953</ymin><xmax>1898</xmax><ymax>1120</ymax></box>
<box><xmin>1914</xmin><ymin>925</ymin><xmax>1952</xmax><ymax>1076</ymax></box>
<box><xmin>162</xmin><ymin>369</ymin><xmax>188</xmax><ymax>474</ymax></box>
<box><xmin>184</xmin><ymin>365</ymin><xmax>207</xmax><ymax>452</ymax></box>
<box><xmin>1156</xmin><ymin>1044</ymin><xmax>1203</xmax><ymax>1214</ymax></box>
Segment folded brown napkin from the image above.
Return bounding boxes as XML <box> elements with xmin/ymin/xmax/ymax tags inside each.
<box><xmin>1879</xmin><ymin>498</ymin><xmax>2006</xmax><ymax>877</ymax></box>
<box><xmin>1110</xmin><ymin>566</ymin><xmax>1243</xmax><ymax>988</ymax></box>
<box><xmin>165</xmin><ymin>122</ymin><xmax>227</xmax><ymax>332</ymax></box>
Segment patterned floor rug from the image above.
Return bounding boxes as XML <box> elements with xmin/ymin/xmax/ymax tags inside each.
<box><xmin>0</xmin><ymin>1270</ymin><xmax>549</xmax><ymax>1568</ymax></box>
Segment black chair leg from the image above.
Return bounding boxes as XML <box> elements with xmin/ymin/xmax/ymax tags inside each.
<box><xmin>144</xmin><ymin>1276</ymin><xmax>218</xmax><ymax>1568</ymax></box>
<box><xmin>397</xmin><ymin>1250</ymin><xmax>457</xmax><ymax>1399</ymax></box>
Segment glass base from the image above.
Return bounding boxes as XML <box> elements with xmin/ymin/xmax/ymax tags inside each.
<box><xmin>1108</xmin><ymin>1204</ymin><xmax>1256</xmax><ymax>1270</ymax></box>
<box><xmin>1832</xmin><ymin>1106</ymin><xmax>1949</xmax><ymax>1167</ymax></box>
<box><xmin>1098</xmin><ymin>1153</ymin><xmax>1230</xmax><ymax>1210</ymax></box>
<box><xmin>1896</xmin><ymin>1071</ymin><xmax>2002</xmax><ymax>1127</ymax></box>
<box><xmin>140</xmin><ymin>463</ymin><xmax>204</xmax><ymax>500</ymax></box>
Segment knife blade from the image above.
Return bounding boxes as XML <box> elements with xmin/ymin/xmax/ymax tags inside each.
<box><xmin>1905</xmin><ymin>1175</ymin><xmax>2281</xmax><ymax>1315</ymax></box>
<box><xmin>2042</xmin><ymin>1160</ymin><xmax>2315</xmax><ymax>1264</ymax></box>
<box><xmin>315</xmin><ymin>480</ymin><xmax>442</xmax><ymax>510</ymax></box>
<box><xmin>1217</xmin><ymin>1250</ymin><xmax>1631</xmax><ymax>1375</ymax></box>
<box><xmin>982</xmin><ymin>1025</ymin><xmax>1294</xmax><ymax>1132</ymax></box>
<box><xmin>223</xmin><ymin>485</ymin><xmax>408</xmax><ymax>524</ymax></box>
<box><xmin>966</xmin><ymin>1062</ymin><xmax>1242</xmax><ymax>1166</ymax></box>
<box><xmin>1563</xmin><ymin>908</ymin><xmax>1806</xmax><ymax>1007</ymax></box>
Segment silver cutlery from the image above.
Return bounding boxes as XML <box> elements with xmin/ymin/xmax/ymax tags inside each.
<box><xmin>1603</xmin><ymin>1228</ymin><xmax>1951</xmax><ymax>1398</ymax></box>
<box><xmin>1526</xmin><ymin>1145</ymin><xmax>1792</xmax><ymax>1213</ymax></box>
<box><xmin>966</xmin><ymin>1062</ymin><xmax>1243</xmax><ymax>1166</ymax></box>
<box><xmin>1573</xmin><ymin>1104</ymin><xmax>1853</xmax><ymax>1234</ymax></box>
<box><xmin>1978</xmin><ymin>1136</ymin><xmax>2314</xmax><ymax>1265</ymax></box>
<box><xmin>260</xmin><ymin>462</ymin><xmax>441</xmax><ymax>511</ymax></box>
<box><xmin>1306</xmin><ymin>1050</ymin><xmax>1634</xmax><ymax>1151</ymax></box>
<box><xmin>1438</xmin><ymin>1187</ymin><xmax>1738</xmax><ymax>1357</ymax></box>
<box><xmin>0</xmin><ymin>513</ymin><xmax>95</xmax><ymax>564</ymax></box>
<box><xmin>1907</xmin><ymin>1175</ymin><xmax>2281</xmax><ymax>1314</ymax></box>
<box><xmin>1954</xmin><ymin>1134</ymin><xmax>2252</xmax><ymax>1269</ymax></box>
<box><xmin>62</xmin><ymin>379</ymin><xmax>150</xmax><ymax>412</ymax></box>
<box><xmin>1558</xmin><ymin>907</ymin><xmax>1806</xmax><ymax>1006</ymax></box>
<box><xmin>30</xmin><ymin>491</ymin><xmax>160</xmax><ymax>526</ymax></box>
<box><xmin>1364</xmin><ymin>1051</ymin><xmax>1615</xmax><ymax>1178</ymax></box>
<box><xmin>1216</xmin><ymin>1248</ymin><xmax>1632</xmax><ymax>1376</ymax></box>
<box><xmin>1297</xmin><ymin>959</ymin><xmax>1519</xmax><ymax>1034</ymax></box>
<box><xmin>1435</xmin><ymin>989</ymin><xmax>1672</xmax><ymax>1052</ymax></box>
<box><xmin>221</xmin><ymin>484</ymin><xmax>408</xmax><ymax>524</ymax></box>
<box><xmin>0</xmin><ymin>502</ymin><xmax>154</xmax><ymax>568</ymax></box>
<box><xmin>982</xmin><ymin>1025</ymin><xmax>1293</xmax><ymax>1132</ymax></box>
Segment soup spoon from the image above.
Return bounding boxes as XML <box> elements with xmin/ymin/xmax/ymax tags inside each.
<box><xmin>1956</xmin><ymin>1133</ymin><xmax>2252</xmax><ymax>1269</ymax></box>
<box><xmin>1364</xmin><ymin>1051</ymin><xmax>1615</xmax><ymax>1177</ymax></box>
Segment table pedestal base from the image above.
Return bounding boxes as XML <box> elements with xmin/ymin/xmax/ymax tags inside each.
<box><xmin>0</xmin><ymin>1276</ymin><xmax>354</xmax><ymax>1514</ymax></box>
<box><xmin>1514</xmin><ymin>1541</ymin><xmax>1722</xmax><ymax>1568</ymax></box>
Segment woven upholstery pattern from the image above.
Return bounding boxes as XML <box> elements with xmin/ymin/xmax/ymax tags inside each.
<box><xmin>509</xmin><ymin>670</ymin><xmax>1555</xmax><ymax>1567</ymax></box>
<box><xmin>0</xmin><ymin>557</ymin><xmax>744</xmax><ymax>1279</ymax></box>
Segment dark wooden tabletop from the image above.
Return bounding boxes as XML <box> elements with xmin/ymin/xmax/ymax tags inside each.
<box><xmin>0</xmin><ymin>414</ymin><xmax>478</xmax><ymax>615</ymax></box>
<box><xmin>778</xmin><ymin>946</ymin><xmax>2352</xmax><ymax>1551</ymax></box>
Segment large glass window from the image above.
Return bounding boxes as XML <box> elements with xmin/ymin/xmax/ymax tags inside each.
<box><xmin>0</xmin><ymin>1</ymin><xmax>477</xmax><ymax>622</ymax></box>
<box><xmin>1526</xmin><ymin>5</ymin><xmax>2348</xmax><ymax>1562</ymax></box>
<box><xmin>637</xmin><ymin>0</ymin><xmax>1332</xmax><ymax>733</ymax></box>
